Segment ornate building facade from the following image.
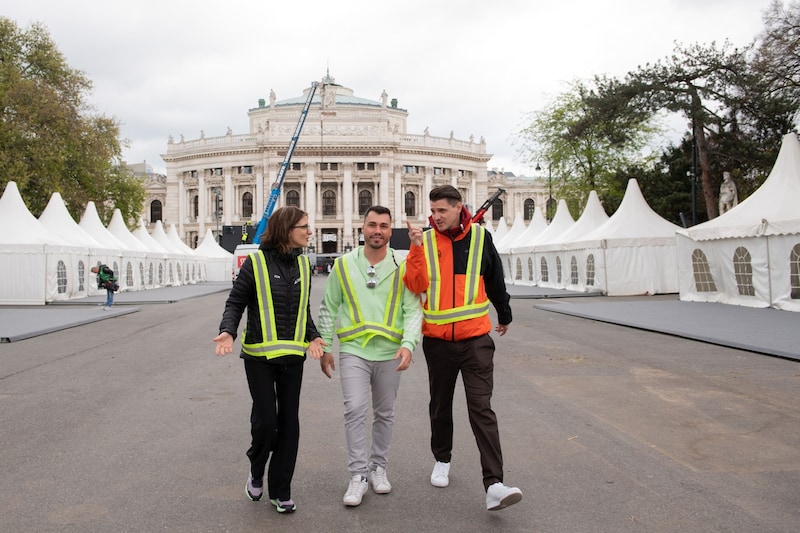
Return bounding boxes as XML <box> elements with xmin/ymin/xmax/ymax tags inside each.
<box><xmin>149</xmin><ymin>75</ymin><xmax>548</xmax><ymax>250</ymax></box>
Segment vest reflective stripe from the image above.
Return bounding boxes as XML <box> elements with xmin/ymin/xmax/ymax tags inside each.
<box><xmin>422</xmin><ymin>226</ymin><xmax>490</xmax><ymax>325</ymax></box>
<box><xmin>335</xmin><ymin>254</ymin><xmax>404</xmax><ymax>345</ymax></box>
<box><xmin>242</xmin><ymin>252</ymin><xmax>310</xmax><ymax>358</ymax></box>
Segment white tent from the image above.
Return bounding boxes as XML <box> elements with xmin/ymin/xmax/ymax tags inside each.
<box><xmin>492</xmin><ymin>217</ymin><xmax>509</xmax><ymax>243</ymax></box>
<box><xmin>79</xmin><ymin>202</ymin><xmax>127</xmax><ymax>297</ymax></box>
<box><xmin>107</xmin><ymin>209</ymin><xmax>149</xmax><ymax>292</ymax></box>
<box><xmin>677</xmin><ymin>132</ymin><xmax>800</xmax><ymax>311</ymax></box>
<box><xmin>496</xmin><ymin>213</ymin><xmax>528</xmax><ymax>254</ymax></box>
<box><xmin>0</xmin><ymin>182</ymin><xmax>74</xmax><ymax>304</ymax></box>
<box><xmin>167</xmin><ymin>224</ymin><xmax>204</xmax><ymax>283</ymax></box>
<box><xmin>508</xmin><ymin>200</ymin><xmax>575</xmax><ymax>287</ymax></box>
<box><xmin>568</xmin><ymin>179</ymin><xmax>681</xmax><ymax>296</ymax></box>
<box><xmin>38</xmin><ymin>193</ymin><xmax>107</xmax><ymax>301</ymax></box>
<box><xmin>151</xmin><ymin>221</ymin><xmax>188</xmax><ymax>286</ymax></box>
<box><xmin>195</xmin><ymin>229</ymin><xmax>232</xmax><ymax>282</ymax></box>
<box><xmin>506</xmin><ymin>207</ymin><xmax>548</xmax><ymax>285</ymax></box>
<box><xmin>534</xmin><ymin>191</ymin><xmax>609</xmax><ymax>291</ymax></box>
<box><xmin>132</xmin><ymin>220</ymin><xmax>170</xmax><ymax>288</ymax></box>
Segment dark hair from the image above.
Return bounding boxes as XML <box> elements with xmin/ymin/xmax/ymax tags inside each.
<box><xmin>261</xmin><ymin>206</ymin><xmax>307</xmax><ymax>253</ymax></box>
<box><xmin>364</xmin><ymin>205</ymin><xmax>392</xmax><ymax>221</ymax></box>
<box><xmin>429</xmin><ymin>185</ymin><xmax>462</xmax><ymax>206</ymax></box>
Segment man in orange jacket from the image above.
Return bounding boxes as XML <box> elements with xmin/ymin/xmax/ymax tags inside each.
<box><xmin>404</xmin><ymin>185</ymin><xmax>522</xmax><ymax>511</ymax></box>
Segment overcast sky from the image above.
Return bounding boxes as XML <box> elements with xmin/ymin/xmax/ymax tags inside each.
<box><xmin>6</xmin><ymin>0</ymin><xmax>772</xmax><ymax>176</ymax></box>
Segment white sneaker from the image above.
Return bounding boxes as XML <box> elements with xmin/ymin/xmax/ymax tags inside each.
<box><xmin>343</xmin><ymin>474</ymin><xmax>368</xmax><ymax>506</ymax></box>
<box><xmin>369</xmin><ymin>466</ymin><xmax>392</xmax><ymax>494</ymax></box>
<box><xmin>430</xmin><ymin>461</ymin><xmax>450</xmax><ymax>488</ymax></box>
<box><xmin>485</xmin><ymin>482</ymin><xmax>522</xmax><ymax>511</ymax></box>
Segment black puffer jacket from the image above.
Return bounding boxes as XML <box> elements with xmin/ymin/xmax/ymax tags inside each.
<box><xmin>218</xmin><ymin>247</ymin><xmax>321</xmax><ymax>364</ymax></box>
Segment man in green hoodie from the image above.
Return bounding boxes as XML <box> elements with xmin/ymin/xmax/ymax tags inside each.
<box><xmin>318</xmin><ymin>205</ymin><xmax>422</xmax><ymax>507</ymax></box>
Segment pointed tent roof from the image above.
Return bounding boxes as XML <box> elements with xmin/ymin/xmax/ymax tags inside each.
<box><xmin>133</xmin><ymin>219</ymin><xmax>169</xmax><ymax>254</ymax></box>
<box><xmin>680</xmin><ymin>131</ymin><xmax>800</xmax><ymax>241</ymax></box>
<box><xmin>79</xmin><ymin>202</ymin><xmax>125</xmax><ymax>250</ymax></box>
<box><xmin>0</xmin><ymin>183</ymin><xmax>67</xmax><ymax>245</ymax></box>
<box><xmin>496</xmin><ymin>213</ymin><xmax>528</xmax><ymax>253</ymax></box>
<box><xmin>151</xmin><ymin>220</ymin><xmax>187</xmax><ymax>255</ymax></box>
<box><xmin>520</xmin><ymin>199</ymin><xmax>575</xmax><ymax>252</ymax></box>
<box><xmin>579</xmin><ymin>179</ymin><xmax>680</xmax><ymax>244</ymax></box>
<box><xmin>483</xmin><ymin>218</ymin><xmax>494</xmax><ymax>234</ymax></box>
<box><xmin>107</xmin><ymin>209</ymin><xmax>149</xmax><ymax>252</ymax></box>
<box><xmin>39</xmin><ymin>192</ymin><xmax>103</xmax><ymax>248</ymax></box>
<box><xmin>167</xmin><ymin>224</ymin><xmax>196</xmax><ymax>255</ymax></box>
<box><xmin>492</xmin><ymin>217</ymin><xmax>509</xmax><ymax>242</ymax></box>
<box><xmin>509</xmin><ymin>206</ymin><xmax>548</xmax><ymax>251</ymax></box>
<box><xmin>195</xmin><ymin>228</ymin><xmax>233</xmax><ymax>258</ymax></box>
<box><xmin>555</xmin><ymin>191</ymin><xmax>610</xmax><ymax>244</ymax></box>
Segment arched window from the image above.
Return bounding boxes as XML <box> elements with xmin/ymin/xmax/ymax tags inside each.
<box><xmin>555</xmin><ymin>256</ymin><xmax>562</xmax><ymax>284</ymax></box>
<box><xmin>358</xmin><ymin>189</ymin><xmax>372</xmax><ymax>216</ymax></box>
<box><xmin>692</xmin><ymin>249</ymin><xmax>717</xmax><ymax>292</ymax></box>
<box><xmin>405</xmin><ymin>191</ymin><xmax>416</xmax><ymax>217</ymax></box>
<box><xmin>523</xmin><ymin>199</ymin><xmax>535</xmax><ymax>221</ymax></box>
<box><xmin>527</xmin><ymin>257</ymin><xmax>534</xmax><ymax>281</ymax></box>
<box><xmin>286</xmin><ymin>189</ymin><xmax>300</xmax><ymax>208</ymax></box>
<box><xmin>126</xmin><ymin>262</ymin><xmax>134</xmax><ymax>288</ymax></box>
<box><xmin>242</xmin><ymin>192</ymin><xmax>253</xmax><ymax>218</ymax></box>
<box><xmin>148</xmin><ymin>263</ymin><xmax>154</xmax><ymax>286</ymax></box>
<box><xmin>791</xmin><ymin>243</ymin><xmax>800</xmax><ymax>299</ymax></box>
<box><xmin>192</xmin><ymin>195</ymin><xmax>199</xmax><ymax>219</ymax></box>
<box><xmin>540</xmin><ymin>257</ymin><xmax>549</xmax><ymax>283</ymax></box>
<box><xmin>78</xmin><ymin>260</ymin><xmax>86</xmax><ymax>292</ymax></box>
<box><xmin>169</xmin><ymin>264</ymin><xmax>175</xmax><ymax>284</ymax></box>
<box><xmin>733</xmin><ymin>247</ymin><xmax>755</xmax><ymax>296</ymax></box>
<box><xmin>492</xmin><ymin>199</ymin><xmax>504</xmax><ymax>221</ymax></box>
<box><xmin>158</xmin><ymin>264</ymin><xmax>164</xmax><ymax>285</ymax></box>
<box><xmin>586</xmin><ymin>254</ymin><xmax>596</xmax><ymax>286</ymax></box>
<box><xmin>139</xmin><ymin>263</ymin><xmax>145</xmax><ymax>286</ymax></box>
<box><xmin>150</xmin><ymin>199</ymin><xmax>162</xmax><ymax>222</ymax></box>
<box><xmin>507</xmin><ymin>258</ymin><xmax>513</xmax><ymax>278</ymax></box>
<box><xmin>515</xmin><ymin>258</ymin><xmax>522</xmax><ymax>280</ymax></box>
<box><xmin>57</xmin><ymin>260</ymin><xmax>68</xmax><ymax>294</ymax></box>
<box><xmin>177</xmin><ymin>264</ymin><xmax>183</xmax><ymax>283</ymax></box>
<box><xmin>570</xmin><ymin>256</ymin><xmax>579</xmax><ymax>285</ymax></box>
<box><xmin>323</xmin><ymin>190</ymin><xmax>336</xmax><ymax>216</ymax></box>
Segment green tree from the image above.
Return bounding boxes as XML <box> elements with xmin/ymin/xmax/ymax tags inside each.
<box><xmin>517</xmin><ymin>80</ymin><xmax>659</xmax><ymax>218</ymax></box>
<box><xmin>0</xmin><ymin>18</ymin><xmax>144</xmax><ymax>225</ymax></box>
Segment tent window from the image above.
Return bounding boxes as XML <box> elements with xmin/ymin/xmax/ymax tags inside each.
<box><xmin>556</xmin><ymin>256</ymin><xmax>562</xmax><ymax>284</ymax></box>
<box><xmin>791</xmin><ymin>244</ymin><xmax>800</xmax><ymax>299</ymax></box>
<box><xmin>139</xmin><ymin>263</ymin><xmax>145</xmax><ymax>286</ymax></box>
<box><xmin>169</xmin><ymin>264</ymin><xmax>175</xmax><ymax>284</ymax></box>
<box><xmin>78</xmin><ymin>260</ymin><xmax>86</xmax><ymax>292</ymax></box>
<box><xmin>148</xmin><ymin>263</ymin><xmax>154</xmax><ymax>286</ymax></box>
<box><xmin>126</xmin><ymin>262</ymin><xmax>133</xmax><ymax>288</ymax></box>
<box><xmin>57</xmin><ymin>260</ymin><xmax>68</xmax><ymax>294</ymax></box>
<box><xmin>541</xmin><ymin>258</ymin><xmax>549</xmax><ymax>283</ymax></box>
<box><xmin>158</xmin><ymin>264</ymin><xmax>164</xmax><ymax>285</ymax></box>
<box><xmin>527</xmin><ymin>258</ymin><xmax>534</xmax><ymax>281</ymax></box>
<box><xmin>733</xmin><ymin>247</ymin><xmax>755</xmax><ymax>296</ymax></box>
<box><xmin>692</xmin><ymin>249</ymin><xmax>717</xmax><ymax>292</ymax></box>
<box><xmin>192</xmin><ymin>265</ymin><xmax>196</xmax><ymax>280</ymax></box>
<box><xmin>507</xmin><ymin>258</ymin><xmax>513</xmax><ymax>279</ymax></box>
<box><xmin>515</xmin><ymin>258</ymin><xmax>523</xmax><ymax>280</ymax></box>
<box><xmin>570</xmin><ymin>256</ymin><xmax>579</xmax><ymax>285</ymax></box>
<box><xmin>177</xmin><ymin>264</ymin><xmax>183</xmax><ymax>283</ymax></box>
<box><xmin>586</xmin><ymin>254</ymin><xmax>595</xmax><ymax>286</ymax></box>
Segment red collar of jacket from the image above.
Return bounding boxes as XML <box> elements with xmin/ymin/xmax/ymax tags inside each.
<box><xmin>427</xmin><ymin>206</ymin><xmax>474</xmax><ymax>240</ymax></box>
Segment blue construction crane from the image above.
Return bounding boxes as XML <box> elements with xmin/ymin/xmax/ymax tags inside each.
<box><xmin>252</xmin><ymin>81</ymin><xmax>319</xmax><ymax>242</ymax></box>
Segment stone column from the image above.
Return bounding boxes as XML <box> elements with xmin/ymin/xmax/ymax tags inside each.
<box><xmin>343</xmin><ymin>168</ymin><xmax>353</xmax><ymax>248</ymax></box>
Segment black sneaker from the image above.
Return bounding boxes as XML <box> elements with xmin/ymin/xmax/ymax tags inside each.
<box><xmin>270</xmin><ymin>498</ymin><xmax>296</xmax><ymax>513</ymax></box>
<box><xmin>246</xmin><ymin>473</ymin><xmax>263</xmax><ymax>501</ymax></box>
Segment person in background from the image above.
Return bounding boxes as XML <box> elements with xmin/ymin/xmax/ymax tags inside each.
<box><xmin>404</xmin><ymin>185</ymin><xmax>522</xmax><ymax>511</ymax></box>
<box><xmin>213</xmin><ymin>206</ymin><xmax>327</xmax><ymax>514</ymax></box>
<box><xmin>317</xmin><ymin>206</ymin><xmax>422</xmax><ymax>507</ymax></box>
<box><xmin>91</xmin><ymin>264</ymin><xmax>116</xmax><ymax>310</ymax></box>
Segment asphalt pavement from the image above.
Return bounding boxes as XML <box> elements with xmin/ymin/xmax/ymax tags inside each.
<box><xmin>1</xmin><ymin>281</ymin><xmax>798</xmax><ymax>532</ymax></box>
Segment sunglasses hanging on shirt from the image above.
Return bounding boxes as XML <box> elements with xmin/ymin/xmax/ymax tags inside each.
<box><xmin>366</xmin><ymin>265</ymin><xmax>377</xmax><ymax>289</ymax></box>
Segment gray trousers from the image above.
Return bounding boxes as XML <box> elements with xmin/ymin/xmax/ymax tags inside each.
<box><xmin>339</xmin><ymin>353</ymin><xmax>402</xmax><ymax>476</ymax></box>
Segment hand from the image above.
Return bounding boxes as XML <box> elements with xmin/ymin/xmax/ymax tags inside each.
<box><xmin>495</xmin><ymin>324</ymin><xmax>509</xmax><ymax>336</ymax></box>
<box><xmin>406</xmin><ymin>220</ymin><xmax>423</xmax><ymax>247</ymax></box>
<box><xmin>307</xmin><ymin>338</ymin><xmax>328</xmax><ymax>360</ymax></box>
<box><xmin>320</xmin><ymin>352</ymin><xmax>336</xmax><ymax>379</ymax></box>
<box><xmin>213</xmin><ymin>332</ymin><xmax>234</xmax><ymax>356</ymax></box>
<box><xmin>394</xmin><ymin>347</ymin><xmax>413</xmax><ymax>371</ymax></box>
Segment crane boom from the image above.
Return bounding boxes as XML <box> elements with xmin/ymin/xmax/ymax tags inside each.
<box><xmin>471</xmin><ymin>188</ymin><xmax>505</xmax><ymax>223</ymax></box>
<box><xmin>252</xmin><ymin>81</ymin><xmax>319</xmax><ymax>242</ymax></box>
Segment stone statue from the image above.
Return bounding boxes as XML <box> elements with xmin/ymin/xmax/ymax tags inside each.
<box><xmin>270</xmin><ymin>89</ymin><xmax>276</xmax><ymax>107</ymax></box>
<box><xmin>381</xmin><ymin>90</ymin><xmax>388</xmax><ymax>108</ymax></box>
<box><xmin>718</xmin><ymin>171</ymin><xmax>738</xmax><ymax>214</ymax></box>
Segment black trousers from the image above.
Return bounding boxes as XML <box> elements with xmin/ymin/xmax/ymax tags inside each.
<box><xmin>243</xmin><ymin>358</ymin><xmax>304</xmax><ymax>501</ymax></box>
<box><xmin>423</xmin><ymin>334</ymin><xmax>504</xmax><ymax>490</ymax></box>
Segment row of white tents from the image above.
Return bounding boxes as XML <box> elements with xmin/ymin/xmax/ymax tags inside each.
<box><xmin>493</xmin><ymin>132</ymin><xmax>800</xmax><ymax>312</ymax></box>
<box><xmin>0</xmin><ymin>181</ymin><xmax>233</xmax><ymax>305</ymax></box>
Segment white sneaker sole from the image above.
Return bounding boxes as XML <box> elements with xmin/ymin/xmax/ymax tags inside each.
<box><xmin>487</xmin><ymin>491</ymin><xmax>522</xmax><ymax>511</ymax></box>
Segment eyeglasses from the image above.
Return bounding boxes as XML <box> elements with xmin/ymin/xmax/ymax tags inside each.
<box><xmin>366</xmin><ymin>265</ymin><xmax>377</xmax><ymax>289</ymax></box>
<box><xmin>292</xmin><ymin>224</ymin><xmax>310</xmax><ymax>230</ymax></box>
